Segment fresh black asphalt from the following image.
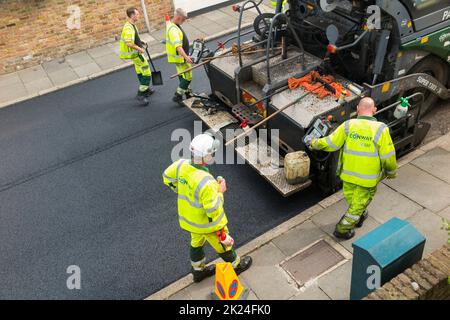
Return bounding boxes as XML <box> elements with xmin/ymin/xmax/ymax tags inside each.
<box><xmin>0</xmin><ymin>33</ymin><xmax>322</xmax><ymax>299</ymax></box>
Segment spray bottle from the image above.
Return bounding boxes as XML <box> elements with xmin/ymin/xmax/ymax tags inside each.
<box><xmin>394</xmin><ymin>97</ymin><xmax>410</xmax><ymax>119</ymax></box>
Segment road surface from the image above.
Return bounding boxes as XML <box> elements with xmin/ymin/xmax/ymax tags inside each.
<box><xmin>0</xmin><ymin>34</ymin><xmax>322</xmax><ymax>299</ymax></box>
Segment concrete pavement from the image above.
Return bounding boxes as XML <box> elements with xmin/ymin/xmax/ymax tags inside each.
<box><xmin>149</xmin><ymin>132</ymin><xmax>450</xmax><ymax>300</ymax></box>
<box><xmin>0</xmin><ymin>2</ymin><xmax>273</xmax><ymax>108</ymax></box>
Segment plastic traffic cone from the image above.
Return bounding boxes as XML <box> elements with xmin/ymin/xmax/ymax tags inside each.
<box><xmin>213</xmin><ymin>262</ymin><xmax>249</xmax><ymax>300</ymax></box>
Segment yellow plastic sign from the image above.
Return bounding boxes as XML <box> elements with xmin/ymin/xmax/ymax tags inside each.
<box><xmin>214</xmin><ymin>262</ymin><xmax>245</xmax><ymax>300</ymax></box>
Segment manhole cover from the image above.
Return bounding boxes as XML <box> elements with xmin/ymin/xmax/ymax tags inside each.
<box><xmin>280</xmin><ymin>239</ymin><xmax>345</xmax><ymax>286</ymax></box>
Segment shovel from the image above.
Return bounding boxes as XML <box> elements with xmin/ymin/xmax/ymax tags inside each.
<box><xmin>144</xmin><ymin>45</ymin><xmax>163</xmax><ymax>86</ymax></box>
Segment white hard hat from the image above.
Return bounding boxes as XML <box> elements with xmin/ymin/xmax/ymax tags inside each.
<box><xmin>190</xmin><ymin>134</ymin><xmax>220</xmax><ymax>157</ymax></box>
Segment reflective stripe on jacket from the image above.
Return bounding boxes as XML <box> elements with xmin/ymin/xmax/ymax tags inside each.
<box><xmin>119</xmin><ymin>21</ymin><xmax>138</xmax><ymax>59</ymax></box>
<box><xmin>166</xmin><ymin>22</ymin><xmax>185</xmax><ymax>64</ymax></box>
<box><xmin>311</xmin><ymin>116</ymin><xmax>397</xmax><ymax>188</ymax></box>
<box><xmin>163</xmin><ymin>159</ymin><xmax>228</xmax><ymax>234</ymax></box>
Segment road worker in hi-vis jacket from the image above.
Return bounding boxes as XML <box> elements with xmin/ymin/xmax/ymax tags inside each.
<box><xmin>306</xmin><ymin>97</ymin><xmax>397</xmax><ymax>240</ymax></box>
<box><xmin>163</xmin><ymin>134</ymin><xmax>252</xmax><ymax>282</ymax></box>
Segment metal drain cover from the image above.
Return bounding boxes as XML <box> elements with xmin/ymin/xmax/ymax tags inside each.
<box><xmin>281</xmin><ymin>239</ymin><xmax>345</xmax><ymax>286</ymax></box>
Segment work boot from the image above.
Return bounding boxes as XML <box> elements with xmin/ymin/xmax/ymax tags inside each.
<box><xmin>136</xmin><ymin>93</ymin><xmax>149</xmax><ymax>106</ymax></box>
<box><xmin>333</xmin><ymin>228</ymin><xmax>355</xmax><ymax>240</ymax></box>
<box><xmin>233</xmin><ymin>256</ymin><xmax>252</xmax><ymax>275</ymax></box>
<box><xmin>356</xmin><ymin>210</ymin><xmax>369</xmax><ymax>228</ymax></box>
<box><xmin>185</xmin><ymin>89</ymin><xmax>193</xmax><ymax>99</ymax></box>
<box><xmin>173</xmin><ymin>92</ymin><xmax>183</xmax><ymax>104</ymax></box>
<box><xmin>192</xmin><ymin>265</ymin><xmax>216</xmax><ymax>283</ymax></box>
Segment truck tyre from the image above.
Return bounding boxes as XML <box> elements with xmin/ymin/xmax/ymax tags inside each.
<box><xmin>253</xmin><ymin>13</ymin><xmax>275</xmax><ymax>38</ymax></box>
<box><xmin>405</xmin><ymin>56</ymin><xmax>449</xmax><ymax>116</ymax></box>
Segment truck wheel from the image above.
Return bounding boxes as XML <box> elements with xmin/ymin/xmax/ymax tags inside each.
<box><xmin>253</xmin><ymin>13</ymin><xmax>275</xmax><ymax>38</ymax></box>
<box><xmin>404</xmin><ymin>56</ymin><xmax>449</xmax><ymax>116</ymax></box>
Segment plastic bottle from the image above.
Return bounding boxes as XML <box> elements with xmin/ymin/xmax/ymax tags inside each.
<box><xmin>394</xmin><ymin>97</ymin><xmax>410</xmax><ymax>119</ymax></box>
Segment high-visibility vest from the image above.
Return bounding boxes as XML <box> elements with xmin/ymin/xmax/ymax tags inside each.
<box><xmin>119</xmin><ymin>21</ymin><xmax>138</xmax><ymax>59</ymax></box>
<box><xmin>311</xmin><ymin>116</ymin><xmax>397</xmax><ymax>188</ymax></box>
<box><xmin>271</xmin><ymin>0</ymin><xmax>288</xmax><ymax>12</ymax></box>
<box><xmin>166</xmin><ymin>21</ymin><xmax>185</xmax><ymax>64</ymax></box>
<box><xmin>163</xmin><ymin>159</ymin><xmax>228</xmax><ymax>234</ymax></box>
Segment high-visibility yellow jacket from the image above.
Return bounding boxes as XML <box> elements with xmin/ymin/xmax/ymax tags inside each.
<box><xmin>166</xmin><ymin>21</ymin><xmax>185</xmax><ymax>64</ymax></box>
<box><xmin>311</xmin><ymin>116</ymin><xmax>397</xmax><ymax>188</ymax></box>
<box><xmin>119</xmin><ymin>21</ymin><xmax>139</xmax><ymax>59</ymax></box>
<box><xmin>271</xmin><ymin>0</ymin><xmax>288</xmax><ymax>11</ymax></box>
<box><xmin>163</xmin><ymin>159</ymin><xmax>228</xmax><ymax>234</ymax></box>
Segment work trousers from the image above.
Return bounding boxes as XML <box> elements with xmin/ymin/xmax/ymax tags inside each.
<box><xmin>132</xmin><ymin>54</ymin><xmax>152</xmax><ymax>93</ymax></box>
<box><xmin>336</xmin><ymin>181</ymin><xmax>377</xmax><ymax>233</ymax></box>
<box><xmin>175</xmin><ymin>62</ymin><xmax>193</xmax><ymax>95</ymax></box>
<box><xmin>189</xmin><ymin>226</ymin><xmax>240</xmax><ymax>271</ymax></box>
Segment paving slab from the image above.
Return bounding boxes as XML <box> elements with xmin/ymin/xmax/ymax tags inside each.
<box><xmin>311</xmin><ymin>199</ymin><xmax>380</xmax><ymax>252</ymax></box>
<box><xmin>42</xmin><ymin>59</ymin><xmax>70</xmax><ymax>74</ymax></box>
<box><xmin>290</xmin><ymin>285</ymin><xmax>331</xmax><ymax>300</ymax></box>
<box><xmin>106</xmin><ymin>41</ymin><xmax>122</xmax><ymax>55</ymax></box>
<box><xmin>73</xmin><ymin>62</ymin><xmax>102</xmax><ymax>78</ymax></box>
<box><xmin>140</xmin><ymin>33</ymin><xmax>157</xmax><ymax>44</ymax></box>
<box><xmin>17</xmin><ymin>65</ymin><xmax>48</xmax><ymax>84</ymax></box>
<box><xmin>47</xmin><ymin>68</ymin><xmax>79</xmax><ymax>86</ymax></box>
<box><xmin>87</xmin><ymin>44</ymin><xmax>115</xmax><ymax>59</ymax></box>
<box><xmin>23</xmin><ymin>77</ymin><xmax>53</xmax><ymax>95</ymax></box>
<box><xmin>0</xmin><ymin>72</ymin><xmax>22</xmax><ymax>88</ymax></box>
<box><xmin>317</xmin><ymin>260</ymin><xmax>352</xmax><ymax>300</ymax></box>
<box><xmin>240</xmin><ymin>243</ymin><xmax>297</xmax><ymax>300</ymax></box>
<box><xmin>65</xmin><ymin>51</ymin><xmax>95</xmax><ymax>68</ymax></box>
<box><xmin>189</xmin><ymin>15</ymin><xmax>217</xmax><ymax>29</ymax></box>
<box><xmin>368</xmin><ymin>183</ymin><xmax>423</xmax><ymax>224</ymax></box>
<box><xmin>384</xmin><ymin>164</ymin><xmax>450</xmax><ymax>213</ymax></box>
<box><xmin>437</xmin><ymin>206</ymin><xmax>450</xmax><ymax>220</ymax></box>
<box><xmin>180</xmin><ymin>24</ymin><xmax>205</xmax><ymax>41</ymax></box>
<box><xmin>408</xmin><ymin>209</ymin><xmax>449</xmax><ymax>255</ymax></box>
<box><xmin>0</xmin><ymin>82</ymin><xmax>28</xmax><ymax>104</ymax></box>
<box><xmin>93</xmin><ymin>53</ymin><xmax>124</xmax><ymax>70</ymax></box>
<box><xmin>272</xmin><ymin>220</ymin><xmax>327</xmax><ymax>256</ymax></box>
<box><xmin>195</xmin><ymin>21</ymin><xmax>228</xmax><ymax>36</ymax></box>
<box><xmin>150</xmin><ymin>28</ymin><xmax>166</xmax><ymax>42</ymax></box>
<box><xmin>148</xmin><ymin>42</ymin><xmax>166</xmax><ymax>55</ymax></box>
<box><xmin>411</xmin><ymin>147</ymin><xmax>450</xmax><ymax>184</ymax></box>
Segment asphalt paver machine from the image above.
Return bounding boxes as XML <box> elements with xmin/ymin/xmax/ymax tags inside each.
<box><xmin>182</xmin><ymin>0</ymin><xmax>450</xmax><ymax>196</ymax></box>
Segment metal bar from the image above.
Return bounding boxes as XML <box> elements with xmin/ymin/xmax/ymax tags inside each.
<box><xmin>140</xmin><ymin>0</ymin><xmax>152</xmax><ymax>34</ymax></box>
<box><xmin>237</xmin><ymin>0</ymin><xmax>264</xmax><ymax>67</ymax></box>
<box><xmin>225</xmin><ymin>83</ymin><xmax>326</xmax><ymax>146</ymax></box>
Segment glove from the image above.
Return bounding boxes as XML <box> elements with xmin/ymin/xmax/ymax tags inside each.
<box><xmin>304</xmin><ymin>135</ymin><xmax>313</xmax><ymax>149</ymax></box>
<box><xmin>217</xmin><ymin>230</ymin><xmax>234</xmax><ymax>247</ymax></box>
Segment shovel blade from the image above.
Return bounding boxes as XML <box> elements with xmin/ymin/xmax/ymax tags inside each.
<box><xmin>152</xmin><ymin>71</ymin><xmax>164</xmax><ymax>86</ymax></box>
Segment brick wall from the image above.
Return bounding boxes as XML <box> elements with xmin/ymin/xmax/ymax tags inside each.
<box><xmin>365</xmin><ymin>244</ymin><xmax>450</xmax><ymax>300</ymax></box>
<box><xmin>0</xmin><ymin>0</ymin><xmax>173</xmax><ymax>74</ymax></box>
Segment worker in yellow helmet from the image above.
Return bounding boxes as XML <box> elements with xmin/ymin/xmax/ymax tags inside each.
<box><xmin>305</xmin><ymin>97</ymin><xmax>397</xmax><ymax>239</ymax></box>
<box><xmin>119</xmin><ymin>7</ymin><xmax>154</xmax><ymax>106</ymax></box>
<box><xmin>163</xmin><ymin>133</ymin><xmax>252</xmax><ymax>282</ymax></box>
<box><xmin>271</xmin><ymin>0</ymin><xmax>289</xmax><ymax>12</ymax></box>
<box><xmin>166</xmin><ymin>8</ymin><xmax>194</xmax><ymax>104</ymax></box>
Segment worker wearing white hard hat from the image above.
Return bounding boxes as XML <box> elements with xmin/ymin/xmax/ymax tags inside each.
<box><xmin>163</xmin><ymin>133</ymin><xmax>252</xmax><ymax>282</ymax></box>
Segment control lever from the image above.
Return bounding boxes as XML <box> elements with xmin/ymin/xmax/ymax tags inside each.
<box><xmin>303</xmin><ymin>118</ymin><xmax>332</xmax><ymax>149</ymax></box>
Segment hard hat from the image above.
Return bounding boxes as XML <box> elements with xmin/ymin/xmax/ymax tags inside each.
<box><xmin>190</xmin><ymin>133</ymin><xmax>220</xmax><ymax>157</ymax></box>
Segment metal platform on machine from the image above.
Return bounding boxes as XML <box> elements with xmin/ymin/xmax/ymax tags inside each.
<box><xmin>183</xmin><ymin>97</ymin><xmax>238</xmax><ymax>133</ymax></box>
<box><xmin>210</xmin><ymin>45</ymin><xmax>266</xmax><ymax>79</ymax></box>
<box><xmin>270</xmin><ymin>76</ymin><xmax>362</xmax><ymax>128</ymax></box>
<box><xmin>235</xmin><ymin>140</ymin><xmax>312</xmax><ymax>197</ymax></box>
<box><xmin>251</xmin><ymin>50</ymin><xmax>323</xmax><ymax>87</ymax></box>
